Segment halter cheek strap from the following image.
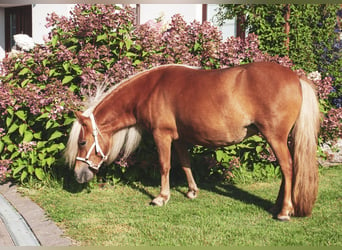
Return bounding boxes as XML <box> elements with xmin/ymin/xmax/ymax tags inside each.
<box><xmin>76</xmin><ymin>113</ymin><xmax>108</xmax><ymax>171</ymax></box>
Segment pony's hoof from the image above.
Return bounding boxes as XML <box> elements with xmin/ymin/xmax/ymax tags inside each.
<box><xmin>186</xmin><ymin>190</ymin><xmax>198</xmax><ymax>199</ymax></box>
<box><xmin>150</xmin><ymin>196</ymin><xmax>168</xmax><ymax>206</ymax></box>
<box><xmin>277</xmin><ymin>210</ymin><xmax>293</xmax><ymax>221</ymax></box>
<box><xmin>277</xmin><ymin>214</ymin><xmax>291</xmax><ymax>221</ymax></box>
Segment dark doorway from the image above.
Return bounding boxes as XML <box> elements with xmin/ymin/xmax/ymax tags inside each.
<box><xmin>5</xmin><ymin>5</ymin><xmax>32</xmax><ymax>51</ymax></box>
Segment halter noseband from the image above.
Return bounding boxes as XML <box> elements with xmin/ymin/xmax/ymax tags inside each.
<box><xmin>76</xmin><ymin>113</ymin><xmax>108</xmax><ymax>171</ymax></box>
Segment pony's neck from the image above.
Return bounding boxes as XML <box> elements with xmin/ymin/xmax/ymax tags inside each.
<box><xmin>93</xmin><ymin>80</ymin><xmax>138</xmax><ymax>133</ymax></box>
<box><xmin>91</xmin><ymin>66</ymin><xmax>162</xmax><ymax>133</ymax></box>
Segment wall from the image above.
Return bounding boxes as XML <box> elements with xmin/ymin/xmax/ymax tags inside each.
<box><xmin>139</xmin><ymin>4</ymin><xmax>203</xmax><ymax>24</ymax></box>
<box><xmin>0</xmin><ymin>7</ymin><xmax>6</xmax><ymax>57</ymax></box>
<box><xmin>207</xmin><ymin>4</ymin><xmax>235</xmax><ymax>39</ymax></box>
<box><xmin>32</xmin><ymin>4</ymin><xmax>74</xmax><ymax>44</ymax></box>
<box><xmin>139</xmin><ymin>4</ymin><xmax>235</xmax><ymax>40</ymax></box>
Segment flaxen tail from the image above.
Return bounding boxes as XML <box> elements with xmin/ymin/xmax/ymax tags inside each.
<box><xmin>291</xmin><ymin>77</ymin><xmax>320</xmax><ymax>217</ymax></box>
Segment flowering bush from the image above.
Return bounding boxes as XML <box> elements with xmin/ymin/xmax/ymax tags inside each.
<box><xmin>307</xmin><ymin>71</ymin><xmax>342</xmax><ymax>142</ymax></box>
<box><xmin>0</xmin><ymin>4</ymin><xmax>340</xmax><ymax>184</ymax></box>
<box><xmin>0</xmin><ymin>54</ymin><xmax>78</xmax><ymax>182</ymax></box>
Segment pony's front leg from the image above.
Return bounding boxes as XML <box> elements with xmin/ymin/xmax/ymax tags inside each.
<box><xmin>151</xmin><ymin>131</ymin><xmax>172</xmax><ymax>206</ymax></box>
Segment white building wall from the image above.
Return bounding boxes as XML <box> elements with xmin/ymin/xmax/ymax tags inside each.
<box><xmin>207</xmin><ymin>4</ymin><xmax>235</xmax><ymax>40</ymax></box>
<box><xmin>32</xmin><ymin>4</ymin><xmax>74</xmax><ymax>44</ymax></box>
<box><xmin>0</xmin><ymin>8</ymin><xmax>6</xmax><ymax>56</ymax></box>
<box><xmin>139</xmin><ymin>4</ymin><xmax>235</xmax><ymax>40</ymax></box>
<box><xmin>139</xmin><ymin>4</ymin><xmax>203</xmax><ymax>24</ymax></box>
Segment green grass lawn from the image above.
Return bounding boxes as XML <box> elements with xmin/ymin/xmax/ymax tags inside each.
<box><xmin>22</xmin><ymin>165</ymin><xmax>341</xmax><ymax>246</ymax></box>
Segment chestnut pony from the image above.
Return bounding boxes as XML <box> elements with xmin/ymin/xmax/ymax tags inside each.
<box><xmin>65</xmin><ymin>62</ymin><xmax>320</xmax><ymax>221</ymax></box>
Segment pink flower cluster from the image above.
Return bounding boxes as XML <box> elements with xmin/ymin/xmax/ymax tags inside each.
<box><xmin>0</xmin><ymin>160</ymin><xmax>12</xmax><ymax>183</ymax></box>
<box><xmin>315</xmin><ymin>76</ymin><xmax>334</xmax><ymax>100</ymax></box>
<box><xmin>224</xmin><ymin>157</ymin><xmax>240</xmax><ymax>180</ymax></box>
<box><xmin>0</xmin><ymin>80</ymin><xmax>79</xmax><ymax>119</ymax></box>
<box><xmin>18</xmin><ymin>141</ymin><xmax>37</xmax><ymax>153</ymax></box>
<box><xmin>321</xmin><ymin>107</ymin><xmax>342</xmax><ymax>141</ymax></box>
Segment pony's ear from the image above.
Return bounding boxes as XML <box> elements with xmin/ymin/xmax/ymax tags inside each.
<box><xmin>75</xmin><ymin>111</ymin><xmax>87</xmax><ymax>126</ymax></box>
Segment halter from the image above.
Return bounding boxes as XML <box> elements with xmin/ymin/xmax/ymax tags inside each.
<box><xmin>76</xmin><ymin>113</ymin><xmax>108</xmax><ymax>171</ymax></box>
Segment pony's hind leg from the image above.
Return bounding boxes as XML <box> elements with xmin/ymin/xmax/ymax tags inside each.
<box><xmin>151</xmin><ymin>130</ymin><xmax>172</xmax><ymax>206</ymax></box>
<box><xmin>267</xmin><ymin>137</ymin><xmax>294</xmax><ymax>221</ymax></box>
<box><xmin>174</xmin><ymin>141</ymin><xmax>199</xmax><ymax>199</ymax></box>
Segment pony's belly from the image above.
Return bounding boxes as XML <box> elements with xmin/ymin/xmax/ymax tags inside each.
<box><xmin>178</xmin><ymin>125</ymin><xmax>250</xmax><ymax>147</ymax></box>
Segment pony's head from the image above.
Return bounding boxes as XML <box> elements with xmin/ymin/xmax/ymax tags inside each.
<box><xmin>65</xmin><ymin>111</ymin><xmax>111</xmax><ymax>183</ymax></box>
<box><xmin>65</xmin><ymin>110</ymin><xmax>142</xmax><ymax>183</ymax></box>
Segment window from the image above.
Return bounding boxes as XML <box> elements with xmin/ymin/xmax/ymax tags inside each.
<box><xmin>5</xmin><ymin>5</ymin><xmax>32</xmax><ymax>51</ymax></box>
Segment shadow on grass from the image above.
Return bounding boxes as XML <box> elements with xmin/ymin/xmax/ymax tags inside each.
<box><xmin>53</xmin><ymin>166</ymin><xmax>89</xmax><ymax>194</ymax></box>
<box><xmin>199</xmin><ymin>183</ymin><xmax>275</xmax><ymax>213</ymax></box>
<box><xmin>126</xmin><ymin>177</ymin><xmax>275</xmax><ymax>215</ymax></box>
<box><xmin>58</xmin><ymin>163</ymin><xmax>275</xmax><ymax>215</ymax></box>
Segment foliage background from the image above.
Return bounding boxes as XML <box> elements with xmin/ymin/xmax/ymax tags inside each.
<box><xmin>215</xmin><ymin>4</ymin><xmax>342</xmax><ymax>107</ymax></box>
<box><xmin>0</xmin><ymin>4</ymin><xmax>341</xmax><ymax>185</ymax></box>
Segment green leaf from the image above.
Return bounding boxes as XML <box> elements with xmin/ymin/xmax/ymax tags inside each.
<box><xmin>71</xmin><ymin>64</ymin><xmax>83</xmax><ymax>75</ymax></box>
<box><xmin>8</xmin><ymin>123</ymin><xmax>19</xmax><ymax>134</ymax></box>
<box><xmin>37</xmin><ymin>112</ymin><xmax>49</xmax><ymax>121</ymax></box>
<box><xmin>46</xmin><ymin>157</ymin><xmax>55</xmax><ymax>167</ymax></box>
<box><xmin>62</xmin><ymin>75</ymin><xmax>74</xmax><ymax>84</ymax></box>
<box><xmin>64</xmin><ymin>117</ymin><xmax>75</xmax><ymax>125</ymax></box>
<box><xmin>125</xmin><ymin>52</ymin><xmax>137</xmax><ymax>58</ymax></box>
<box><xmin>251</xmin><ymin>136</ymin><xmax>263</xmax><ymax>142</ymax></box>
<box><xmin>1</xmin><ymin>135</ymin><xmax>12</xmax><ymax>145</ymax></box>
<box><xmin>49</xmin><ymin>68</ymin><xmax>57</xmax><ymax>77</ymax></box>
<box><xmin>215</xmin><ymin>149</ymin><xmax>229</xmax><ymax>163</ymax></box>
<box><xmin>51</xmin><ymin>35</ymin><xmax>58</xmax><ymax>47</ymax></box>
<box><xmin>96</xmin><ymin>33</ymin><xmax>108</xmax><ymax>42</ymax></box>
<box><xmin>5</xmin><ymin>73</ymin><xmax>13</xmax><ymax>81</ymax></box>
<box><xmin>133</xmin><ymin>59</ymin><xmax>142</xmax><ymax>66</ymax></box>
<box><xmin>6</xmin><ymin>108</ymin><xmax>14</xmax><ymax>116</ymax></box>
<box><xmin>69</xmin><ymin>84</ymin><xmax>78</xmax><ymax>92</ymax></box>
<box><xmin>42</xmin><ymin>59</ymin><xmax>49</xmax><ymax>67</ymax></box>
<box><xmin>68</xmin><ymin>37</ymin><xmax>79</xmax><ymax>44</ymax></box>
<box><xmin>35</xmin><ymin>168</ymin><xmax>45</xmax><ymax>180</ymax></box>
<box><xmin>0</xmin><ymin>141</ymin><xmax>4</xmax><ymax>153</ymax></box>
<box><xmin>38</xmin><ymin>152</ymin><xmax>46</xmax><ymax>160</ymax></box>
<box><xmin>11</xmin><ymin>151</ymin><xmax>20</xmax><ymax>159</ymax></box>
<box><xmin>47</xmin><ymin>143</ymin><xmax>60</xmax><ymax>153</ymax></box>
<box><xmin>37</xmin><ymin>141</ymin><xmax>47</xmax><ymax>149</ymax></box>
<box><xmin>28</xmin><ymin>165</ymin><xmax>34</xmax><ymax>174</ymax></box>
<box><xmin>15</xmin><ymin>110</ymin><xmax>27</xmax><ymax>120</ymax></box>
<box><xmin>125</xmin><ymin>39</ymin><xmax>132</xmax><ymax>50</ymax></box>
<box><xmin>194</xmin><ymin>42</ymin><xmax>201</xmax><ymax>52</ymax></box>
<box><xmin>21</xmin><ymin>79</ymin><xmax>30</xmax><ymax>87</ymax></box>
<box><xmin>19</xmin><ymin>123</ymin><xmax>27</xmax><ymax>136</ymax></box>
<box><xmin>13</xmin><ymin>165</ymin><xmax>26</xmax><ymax>177</ymax></box>
<box><xmin>20</xmin><ymin>170</ymin><xmax>28</xmax><ymax>183</ymax></box>
<box><xmin>46</xmin><ymin>119</ymin><xmax>59</xmax><ymax>129</ymax></box>
<box><xmin>63</xmin><ymin>61</ymin><xmax>70</xmax><ymax>72</ymax></box>
<box><xmin>23</xmin><ymin>130</ymin><xmax>34</xmax><ymax>142</ymax></box>
<box><xmin>18</xmin><ymin>67</ymin><xmax>31</xmax><ymax>76</ymax></box>
<box><xmin>48</xmin><ymin>130</ymin><xmax>63</xmax><ymax>141</ymax></box>
<box><xmin>58</xmin><ymin>143</ymin><xmax>65</xmax><ymax>150</ymax></box>
<box><xmin>256</xmin><ymin>145</ymin><xmax>263</xmax><ymax>154</ymax></box>
<box><xmin>6</xmin><ymin>116</ymin><xmax>13</xmax><ymax>127</ymax></box>
<box><xmin>33</xmin><ymin>131</ymin><xmax>42</xmax><ymax>140</ymax></box>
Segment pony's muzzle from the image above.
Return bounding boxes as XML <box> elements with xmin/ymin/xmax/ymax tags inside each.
<box><xmin>75</xmin><ymin>164</ymin><xmax>95</xmax><ymax>183</ymax></box>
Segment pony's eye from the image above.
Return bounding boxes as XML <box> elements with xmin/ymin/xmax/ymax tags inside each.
<box><xmin>79</xmin><ymin>140</ymin><xmax>87</xmax><ymax>147</ymax></box>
